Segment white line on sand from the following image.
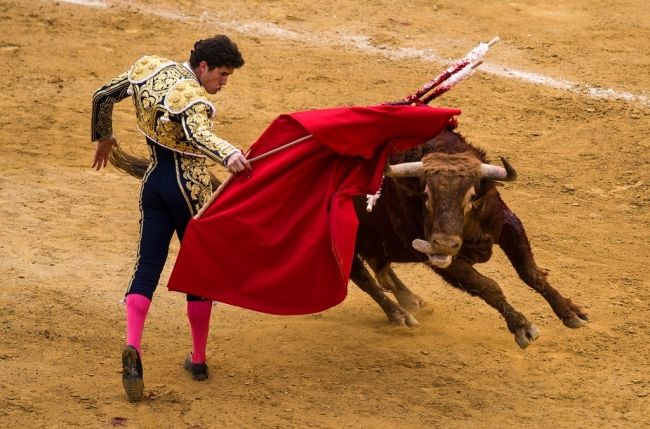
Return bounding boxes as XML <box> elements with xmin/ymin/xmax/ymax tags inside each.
<box><xmin>58</xmin><ymin>0</ymin><xmax>649</xmax><ymax>107</ymax></box>
<box><xmin>58</xmin><ymin>0</ymin><xmax>107</xmax><ymax>8</ymax></box>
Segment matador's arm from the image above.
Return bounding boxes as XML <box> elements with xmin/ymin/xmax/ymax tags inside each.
<box><xmin>91</xmin><ymin>71</ymin><xmax>131</xmax><ymax>142</ymax></box>
<box><xmin>181</xmin><ymin>103</ymin><xmax>241</xmax><ymax>166</ymax></box>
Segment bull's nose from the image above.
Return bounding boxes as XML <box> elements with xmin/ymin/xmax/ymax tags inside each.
<box><xmin>430</xmin><ymin>233</ymin><xmax>462</xmax><ymax>254</ymax></box>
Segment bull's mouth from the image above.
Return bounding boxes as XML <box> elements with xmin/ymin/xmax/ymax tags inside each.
<box><xmin>412</xmin><ymin>239</ymin><xmax>453</xmax><ymax>269</ymax></box>
<box><xmin>425</xmin><ymin>253</ymin><xmax>453</xmax><ymax>268</ymax></box>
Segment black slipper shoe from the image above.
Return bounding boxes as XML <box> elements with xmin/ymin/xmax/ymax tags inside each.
<box><xmin>184</xmin><ymin>356</ymin><xmax>209</xmax><ymax>381</ymax></box>
<box><xmin>122</xmin><ymin>345</ymin><xmax>144</xmax><ymax>402</ymax></box>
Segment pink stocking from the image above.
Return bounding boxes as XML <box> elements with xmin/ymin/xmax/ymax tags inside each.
<box><xmin>125</xmin><ymin>293</ymin><xmax>151</xmax><ymax>355</ymax></box>
<box><xmin>187</xmin><ymin>300</ymin><xmax>212</xmax><ymax>364</ymax></box>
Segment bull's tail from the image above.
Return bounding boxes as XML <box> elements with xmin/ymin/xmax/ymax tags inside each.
<box><xmin>109</xmin><ymin>145</ymin><xmax>150</xmax><ymax>180</ymax></box>
<box><xmin>108</xmin><ymin>145</ymin><xmax>221</xmax><ymax>188</ymax></box>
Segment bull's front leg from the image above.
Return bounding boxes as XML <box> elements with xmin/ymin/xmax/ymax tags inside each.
<box><xmin>433</xmin><ymin>259</ymin><xmax>540</xmax><ymax>349</ymax></box>
<box><xmin>498</xmin><ymin>206</ymin><xmax>589</xmax><ymax>328</ymax></box>
<box><xmin>383</xmin><ymin>265</ymin><xmax>428</xmax><ymax>312</ymax></box>
<box><xmin>365</xmin><ymin>261</ymin><xmax>427</xmax><ymax>313</ymax></box>
<box><xmin>350</xmin><ymin>256</ymin><xmax>419</xmax><ymax>327</ymax></box>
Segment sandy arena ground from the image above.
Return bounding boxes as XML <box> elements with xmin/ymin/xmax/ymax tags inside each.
<box><xmin>1</xmin><ymin>0</ymin><xmax>649</xmax><ymax>427</ymax></box>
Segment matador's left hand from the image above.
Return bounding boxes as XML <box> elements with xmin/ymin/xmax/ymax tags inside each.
<box><xmin>92</xmin><ymin>135</ymin><xmax>117</xmax><ymax>170</ymax></box>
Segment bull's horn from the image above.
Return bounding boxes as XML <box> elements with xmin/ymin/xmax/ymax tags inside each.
<box><xmin>499</xmin><ymin>157</ymin><xmax>517</xmax><ymax>181</ymax></box>
<box><xmin>385</xmin><ymin>162</ymin><xmax>423</xmax><ymax>178</ymax></box>
<box><xmin>480</xmin><ymin>156</ymin><xmax>517</xmax><ymax>181</ymax></box>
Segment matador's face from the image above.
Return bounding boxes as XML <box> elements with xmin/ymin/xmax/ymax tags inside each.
<box><xmin>196</xmin><ymin>62</ymin><xmax>235</xmax><ymax>95</ymax></box>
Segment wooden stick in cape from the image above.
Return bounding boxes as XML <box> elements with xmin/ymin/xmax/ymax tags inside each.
<box><xmin>194</xmin><ymin>134</ymin><xmax>314</xmax><ymax>219</ymax></box>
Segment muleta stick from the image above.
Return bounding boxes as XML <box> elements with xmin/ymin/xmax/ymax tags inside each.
<box><xmin>195</xmin><ymin>134</ymin><xmax>314</xmax><ymax>219</ymax></box>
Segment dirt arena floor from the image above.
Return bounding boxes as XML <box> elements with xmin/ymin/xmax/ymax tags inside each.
<box><xmin>1</xmin><ymin>0</ymin><xmax>649</xmax><ymax>427</ymax></box>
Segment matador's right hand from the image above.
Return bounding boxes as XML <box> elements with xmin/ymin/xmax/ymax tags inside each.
<box><xmin>226</xmin><ymin>151</ymin><xmax>252</xmax><ymax>174</ymax></box>
<box><xmin>92</xmin><ymin>135</ymin><xmax>117</xmax><ymax>171</ymax></box>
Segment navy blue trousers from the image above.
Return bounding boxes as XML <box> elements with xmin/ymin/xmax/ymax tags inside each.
<box><xmin>126</xmin><ymin>142</ymin><xmax>207</xmax><ymax>301</ymax></box>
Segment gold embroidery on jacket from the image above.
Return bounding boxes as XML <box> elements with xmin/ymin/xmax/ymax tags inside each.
<box><xmin>174</xmin><ymin>153</ymin><xmax>213</xmax><ymax>214</ymax></box>
<box><xmin>128</xmin><ymin>55</ymin><xmax>176</xmax><ymax>83</ymax></box>
<box><xmin>130</xmin><ymin>66</ymin><xmax>208</xmax><ymax>156</ymax></box>
<box><xmin>182</xmin><ymin>104</ymin><xmax>239</xmax><ymax>163</ymax></box>
<box><xmin>91</xmin><ymin>71</ymin><xmax>130</xmax><ymax>141</ymax></box>
<box><xmin>165</xmin><ymin>79</ymin><xmax>215</xmax><ymax>116</ymax></box>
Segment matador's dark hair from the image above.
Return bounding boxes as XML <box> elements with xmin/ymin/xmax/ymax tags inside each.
<box><xmin>189</xmin><ymin>35</ymin><xmax>245</xmax><ymax>70</ymax></box>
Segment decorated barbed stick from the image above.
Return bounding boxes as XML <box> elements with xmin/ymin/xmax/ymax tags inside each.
<box><xmin>389</xmin><ymin>36</ymin><xmax>500</xmax><ymax>105</ymax></box>
<box><xmin>418</xmin><ymin>36</ymin><xmax>498</xmax><ymax>103</ymax></box>
<box><xmin>420</xmin><ymin>59</ymin><xmax>484</xmax><ymax>104</ymax></box>
<box><xmin>389</xmin><ymin>61</ymin><xmax>471</xmax><ymax>106</ymax></box>
<box><xmin>367</xmin><ymin>38</ymin><xmax>499</xmax><ymax>212</ymax></box>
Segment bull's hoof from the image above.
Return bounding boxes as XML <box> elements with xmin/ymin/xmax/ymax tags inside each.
<box><xmin>395</xmin><ymin>291</ymin><xmax>427</xmax><ymax>313</ymax></box>
<box><xmin>561</xmin><ymin>300</ymin><xmax>589</xmax><ymax>328</ymax></box>
<box><xmin>514</xmin><ymin>324</ymin><xmax>540</xmax><ymax>349</ymax></box>
<box><xmin>388</xmin><ymin>309</ymin><xmax>420</xmax><ymax>328</ymax></box>
<box><xmin>403</xmin><ymin>312</ymin><xmax>420</xmax><ymax>328</ymax></box>
<box><xmin>563</xmin><ymin>316</ymin><xmax>587</xmax><ymax>329</ymax></box>
<box><xmin>570</xmin><ymin>302</ymin><xmax>590</xmax><ymax>322</ymax></box>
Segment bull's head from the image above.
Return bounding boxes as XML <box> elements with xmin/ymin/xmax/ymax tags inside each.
<box><xmin>385</xmin><ymin>152</ymin><xmax>516</xmax><ymax>269</ymax></box>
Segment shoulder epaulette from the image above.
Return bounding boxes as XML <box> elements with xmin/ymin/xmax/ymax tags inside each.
<box><xmin>164</xmin><ymin>79</ymin><xmax>215</xmax><ymax>117</ymax></box>
<box><xmin>128</xmin><ymin>55</ymin><xmax>176</xmax><ymax>84</ymax></box>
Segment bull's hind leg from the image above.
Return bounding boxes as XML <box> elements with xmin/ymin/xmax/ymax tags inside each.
<box><xmin>499</xmin><ymin>206</ymin><xmax>589</xmax><ymax>328</ymax></box>
<box><xmin>366</xmin><ymin>261</ymin><xmax>427</xmax><ymax>313</ymax></box>
<box><xmin>350</xmin><ymin>256</ymin><xmax>419</xmax><ymax>327</ymax></box>
<box><xmin>433</xmin><ymin>259</ymin><xmax>540</xmax><ymax>349</ymax></box>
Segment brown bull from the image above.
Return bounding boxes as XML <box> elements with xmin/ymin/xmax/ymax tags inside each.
<box><xmin>352</xmin><ymin>126</ymin><xmax>589</xmax><ymax>348</ymax></box>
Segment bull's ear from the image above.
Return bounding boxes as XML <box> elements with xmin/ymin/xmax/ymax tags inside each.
<box><xmin>479</xmin><ymin>177</ymin><xmax>504</xmax><ymax>188</ymax></box>
<box><xmin>470</xmin><ymin>194</ymin><xmax>488</xmax><ymax>211</ymax></box>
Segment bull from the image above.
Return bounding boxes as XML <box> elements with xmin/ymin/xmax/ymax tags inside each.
<box><xmin>351</xmin><ymin>125</ymin><xmax>589</xmax><ymax>348</ymax></box>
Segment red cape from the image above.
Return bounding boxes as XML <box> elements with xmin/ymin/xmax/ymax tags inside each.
<box><xmin>168</xmin><ymin>104</ymin><xmax>460</xmax><ymax>314</ymax></box>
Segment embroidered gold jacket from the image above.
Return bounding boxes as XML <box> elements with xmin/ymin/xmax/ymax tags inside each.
<box><xmin>91</xmin><ymin>55</ymin><xmax>239</xmax><ymax>164</ymax></box>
